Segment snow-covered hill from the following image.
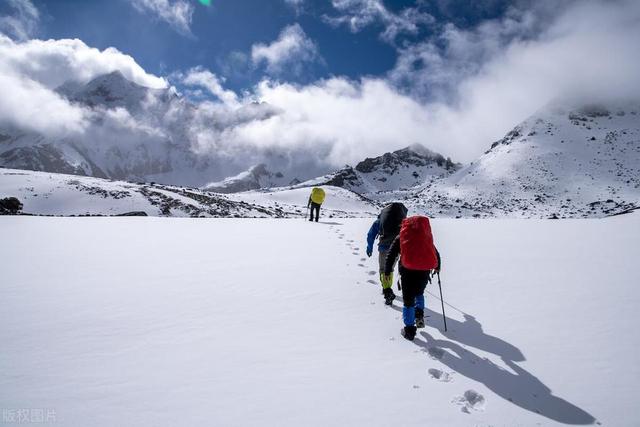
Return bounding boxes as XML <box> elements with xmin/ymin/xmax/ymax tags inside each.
<box><xmin>2</xmin><ymin>215</ymin><xmax>638</xmax><ymax>425</ymax></box>
<box><xmin>0</xmin><ymin>167</ymin><xmax>377</xmax><ymax>218</ymax></box>
<box><xmin>410</xmin><ymin>101</ymin><xmax>640</xmax><ymax>218</ymax></box>
<box><xmin>314</xmin><ymin>144</ymin><xmax>460</xmax><ymax>194</ymax></box>
<box><xmin>0</xmin><ymin>167</ymin><xmax>280</xmax><ymax>218</ymax></box>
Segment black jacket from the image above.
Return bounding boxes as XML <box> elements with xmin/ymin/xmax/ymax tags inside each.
<box><xmin>384</xmin><ymin>235</ymin><xmax>441</xmax><ymax>275</ymax></box>
<box><xmin>307</xmin><ymin>197</ymin><xmax>321</xmax><ymax>208</ymax></box>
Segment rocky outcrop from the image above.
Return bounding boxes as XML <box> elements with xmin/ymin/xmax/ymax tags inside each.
<box><xmin>0</xmin><ymin>197</ymin><xmax>23</xmax><ymax>215</ymax></box>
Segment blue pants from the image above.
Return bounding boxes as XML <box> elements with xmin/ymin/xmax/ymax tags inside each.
<box><xmin>403</xmin><ymin>295</ymin><xmax>425</xmax><ymax>326</ymax></box>
<box><xmin>400</xmin><ymin>267</ymin><xmax>430</xmax><ymax>326</ymax></box>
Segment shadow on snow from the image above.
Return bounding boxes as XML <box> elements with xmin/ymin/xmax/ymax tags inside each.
<box><xmin>387</xmin><ymin>301</ymin><xmax>595</xmax><ymax>424</ymax></box>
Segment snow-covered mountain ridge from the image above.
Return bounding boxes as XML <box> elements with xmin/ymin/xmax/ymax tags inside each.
<box><xmin>409</xmin><ymin>101</ymin><xmax>640</xmax><ymax>218</ymax></box>
<box><xmin>1</xmin><ymin>71</ymin><xmax>199</xmax><ymax>183</ymax></box>
<box><xmin>1</xmin><ymin>69</ymin><xmax>638</xmax><ymax>219</ymax></box>
<box><xmin>203</xmin><ymin>144</ymin><xmax>460</xmax><ymax>195</ymax></box>
<box><xmin>0</xmin><ymin>71</ymin><xmax>313</xmax><ymax>187</ymax></box>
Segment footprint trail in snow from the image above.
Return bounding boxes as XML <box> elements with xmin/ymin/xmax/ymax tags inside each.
<box><xmin>452</xmin><ymin>390</ymin><xmax>486</xmax><ymax>413</ymax></box>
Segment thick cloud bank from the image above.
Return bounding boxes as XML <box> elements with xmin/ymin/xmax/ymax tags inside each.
<box><xmin>0</xmin><ymin>35</ymin><xmax>167</xmax><ymax>136</ymax></box>
<box><xmin>177</xmin><ymin>0</ymin><xmax>640</xmax><ymax>165</ymax></box>
<box><xmin>0</xmin><ymin>0</ymin><xmax>639</xmax><ymax>175</ymax></box>
<box><xmin>246</xmin><ymin>0</ymin><xmax>640</xmax><ymax>163</ymax></box>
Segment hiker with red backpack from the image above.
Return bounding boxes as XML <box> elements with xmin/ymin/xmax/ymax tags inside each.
<box><xmin>366</xmin><ymin>203</ymin><xmax>408</xmax><ymax>305</ymax></box>
<box><xmin>384</xmin><ymin>215</ymin><xmax>441</xmax><ymax>341</ymax></box>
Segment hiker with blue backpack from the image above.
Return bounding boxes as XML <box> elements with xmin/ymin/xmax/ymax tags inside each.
<box><xmin>384</xmin><ymin>215</ymin><xmax>441</xmax><ymax>341</ymax></box>
<box><xmin>366</xmin><ymin>203</ymin><xmax>408</xmax><ymax>305</ymax></box>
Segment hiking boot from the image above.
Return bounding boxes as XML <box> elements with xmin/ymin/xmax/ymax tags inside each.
<box><xmin>401</xmin><ymin>325</ymin><xmax>417</xmax><ymax>341</ymax></box>
<box><xmin>383</xmin><ymin>288</ymin><xmax>396</xmax><ymax>305</ymax></box>
<box><xmin>415</xmin><ymin>308</ymin><xmax>425</xmax><ymax>328</ymax></box>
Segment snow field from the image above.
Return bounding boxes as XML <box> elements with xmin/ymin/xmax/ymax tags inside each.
<box><xmin>1</xmin><ymin>215</ymin><xmax>639</xmax><ymax>426</ymax></box>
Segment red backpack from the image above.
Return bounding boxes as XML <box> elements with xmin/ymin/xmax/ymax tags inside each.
<box><xmin>399</xmin><ymin>216</ymin><xmax>438</xmax><ymax>271</ymax></box>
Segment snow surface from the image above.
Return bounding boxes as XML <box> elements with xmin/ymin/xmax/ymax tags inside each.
<box><xmin>1</xmin><ymin>215</ymin><xmax>639</xmax><ymax>426</ymax></box>
<box><xmin>0</xmin><ymin>168</ymin><xmax>378</xmax><ymax>218</ymax></box>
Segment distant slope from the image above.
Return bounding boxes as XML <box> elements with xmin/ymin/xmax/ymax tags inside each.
<box><xmin>230</xmin><ymin>186</ymin><xmax>380</xmax><ymax>218</ymax></box>
<box><xmin>0</xmin><ymin>168</ymin><xmax>378</xmax><ymax>218</ymax></box>
<box><xmin>412</xmin><ymin>101</ymin><xmax>640</xmax><ymax>218</ymax></box>
<box><xmin>0</xmin><ymin>168</ymin><xmax>284</xmax><ymax>217</ymax></box>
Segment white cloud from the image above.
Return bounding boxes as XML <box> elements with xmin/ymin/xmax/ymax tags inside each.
<box><xmin>0</xmin><ymin>0</ymin><xmax>39</xmax><ymax>41</ymax></box>
<box><xmin>203</xmin><ymin>0</ymin><xmax>640</xmax><ymax>167</ymax></box>
<box><xmin>382</xmin><ymin>0</ymin><xmax>640</xmax><ymax>161</ymax></box>
<box><xmin>0</xmin><ymin>64</ymin><xmax>87</xmax><ymax>136</ymax></box>
<box><xmin>226</xmin><ymin>78</ymin><xmax>434</xmax><ymax>167</ymax></box>
<box><xmin>323</xmin><ymin>0</ymin><xmax>434</xmax><ymax>44</ymax></box>
<box><xmin>130</xmin><ymin>0</ymin><xmax>194</xmax><ymax>36</ymax></box>
<box><xmin>389</xmin><ymin>6</ymin><xmax>542</xmax><ymax>103</ymax></box>
<box><xmin>0</xmin><ymin>36</ymin><xmax>167</xmax><ymax>89</ymax></box>
<box><xmin>251</xmin><ymin>24</ymin><xmax>322</xmax><ymax>76</ymax></box>
<box><xmin>284</xmin><ymin>0</ymin><xmax>305</xmax><ymax>15</ymax></box>
<box><xmin>0</xmin><ymin>34</ymin><xmax>167</xmax><ymax>137</ymax></box>
<box><xmin>181</xmin><ymin>67</ymin><xmax>240</xmax><ymax>107</ymax></box>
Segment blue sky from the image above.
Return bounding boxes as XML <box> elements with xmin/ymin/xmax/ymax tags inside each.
<box><xmin>30</xmin><ymin>0</ymin><xmax>517</xmax><ymax>93</ymax></box>
<box><xmin>1</xmin><ymin>0</ymin><xmax>639</xmax><ymax>166</ymax></box>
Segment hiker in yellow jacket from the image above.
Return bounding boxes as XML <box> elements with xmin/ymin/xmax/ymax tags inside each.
<box><xmin>307</xmin><ymin>187</ymin><xmax>325</xmax><ymax>222</ymax></box>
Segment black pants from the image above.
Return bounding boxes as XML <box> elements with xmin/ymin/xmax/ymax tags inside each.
<box><xmin>399</xmin><ymin>266</ymin><xmax>431</xmax><ymax>326</ymax></box>
<box><xmin>309</xmin><ymin>202</ymin><xmax>320</xmax><ymax>222</ymax></box>
<box><xmin>400</xmin><ymin>267</ymin><xmax>430</xmax><ymax>307</ymax></box>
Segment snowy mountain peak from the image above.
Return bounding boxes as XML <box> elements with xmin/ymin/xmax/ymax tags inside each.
<box><xmin>203</xmin><ymin>163</ymin><xmax>295</xmax><ymax>193</ymax></box>
<box><xmin>320</xmin><ymin>144</ymin><xmax>460</xmax><ymax>195</ymax></box>
<box><xmin>355</xmin><ymin>144</ymin><xmax>459</xmax><ymax>175</ymax></box>
<box><xmin>57</xmin><ymin>70</ymin><xmax>163</xmax><ymax>110</ymax></box>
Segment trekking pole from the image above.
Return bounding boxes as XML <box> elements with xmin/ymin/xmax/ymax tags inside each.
<box><xmin>437</xmin><ymin>272</ymin><xmax>448</xmax><ymax>332</ymax></box>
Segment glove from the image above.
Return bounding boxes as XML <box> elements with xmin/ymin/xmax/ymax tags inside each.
<box><xmin>366</xmin><ymin>248</ymin><xmax>372</xmax><ymax>257</ymax></box>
